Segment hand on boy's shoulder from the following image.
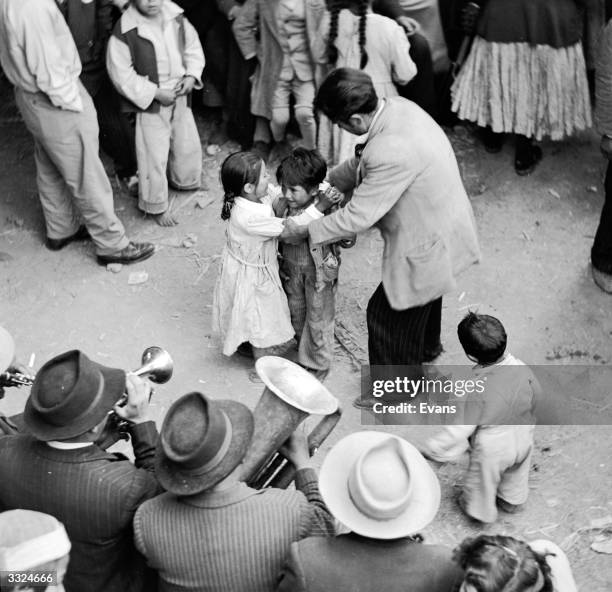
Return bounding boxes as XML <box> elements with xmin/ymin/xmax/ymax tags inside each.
<box><xmin>280</xmin><ymin>218</ymin><xmax>309</xmax><ymax>244</ymax></box>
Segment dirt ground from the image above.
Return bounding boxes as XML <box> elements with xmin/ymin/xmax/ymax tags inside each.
<box><xmin>1</xmin><ymin>84</ymin><xmax>611</xmax><ymax>589</ymax></box>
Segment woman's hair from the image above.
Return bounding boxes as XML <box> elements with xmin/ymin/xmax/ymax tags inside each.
<box><xmin>453</xmin><ymin>535</ymin><xmax>553</xmax><ymax>592</ymax></box>
<box><xmin>219</xmin><ymin>151</ymin><xmax>263</xmax><ymax>221</ymax></box>
<box><xmin>457</xmin><ymin>311</ymin><xmax>507</xmax><ymax>365</ymax></box>
<box><xmin>276</xmin><ymin>148</ymin><xmax>327</xmax><ymax>192</ymax></box>
<box><xmin>326</xmin><ymin>0</ymin><xmax>370</xmax><ymax>69</ymax></box>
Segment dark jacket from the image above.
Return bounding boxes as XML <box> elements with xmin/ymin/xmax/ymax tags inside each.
<box><xmin>0</xmin><ymin>422</ymin><xmax>161</xmax><ymax>592</ymax></box>
<box><xmin>276</xmin><ymin>532</ymin><xmax>464</xmax><ymax>592</ymax></box>
<box><xmin>56</xmin><ymin>0</ymin><xmax>116</xmax><ymax>95</ymax></box>
<box><xmin>473</xmin><ymin>0</ymin><xmax>584</xmax><ymax>47</ymax></box>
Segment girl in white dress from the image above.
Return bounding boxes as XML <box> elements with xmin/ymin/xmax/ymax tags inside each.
<box><xmin>212</xmin><ymin>151</ymin><xmax>327</xmax><ymax>363</ymax></box>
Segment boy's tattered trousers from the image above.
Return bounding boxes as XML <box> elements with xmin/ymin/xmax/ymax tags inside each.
<box><xmin>135</xmin><ymin>95</ymin><xmax>202</xmax><ymax>215</ymax></box>
<box><xmin>14</xmin><ymin>83</ymin><xmax>129</xmax><ymax>256</ymax></box>
<box><xmin>281</xmin><ymin>260</ymin><xmax>336</xmax><ymax>374</ymax></box>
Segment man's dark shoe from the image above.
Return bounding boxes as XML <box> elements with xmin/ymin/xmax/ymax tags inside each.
<box><xmin>422</xmin><ymin>344</ymin><xmax>444</xmax><ymax>363</ymax></box>
<box><xmin>46</xmin><ymin>225</ymin><xmax>91</xmax><ymax>251</ymax></box>
<box><xmin>592</xmin><ymin>265</ymin><xmax>612</xmax><ymax>294</ymax></box>
<box><xmin>352</xmin><ymin>395</ymin><xmax>377</xmax><ymax>410</ymax></box>
<box><xmin>97</xmin><ymin>241</ymin><xmax>155</xmax><ymax>266</ymax></box>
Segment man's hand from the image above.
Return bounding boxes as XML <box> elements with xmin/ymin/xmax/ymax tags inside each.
<box><xmin>279</xmin><ymin>425</ymin><xmax>312</xmax><ymax>470</ymax></box>
<box><xmin>175</xmin><ymin>75</ymin><xmax>196</xmax><ymax>96</ymax></box>
<box><xmin>113</xmin><ymin>373</ymin><xmax>153</xmax><ymax>424</ymax></box>
<box><xmin>396</xmin><ymin>16</ymin><xmax>420</xmax><ymax>36</ymax></box>
<box><xmin>601</xmin><ymin>135</ymin><xmax>612</xmax><ymax>160</ymax></box>
<box><xmin>155</xmin><ymin>88</ymin><xmax>177</xmax><ymax>106</ymax></box>
<box><xmin>280</xmin><ymin>218</ymin><xmax>309</xmax><ymax>244</ymax></box>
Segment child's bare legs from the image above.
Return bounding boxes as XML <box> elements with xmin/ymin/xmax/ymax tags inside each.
<box><xmin>293</xmin><ymin>80</ymin><xmax>316</xmax><ymax>150</ymax></box>
<box><xmin>249</xmin><ymin>339</ymin><xmax>296</xmax><ymax>382</ymax></box>
<box><xmin>136</xmin><ymin>97</ymin><xmax>202</xmax><ymax>227</ymax></box>
<box><xmin>270</xmin><ymin>78</ymin><xmax>292</xmax><ymax>144</ymax></box>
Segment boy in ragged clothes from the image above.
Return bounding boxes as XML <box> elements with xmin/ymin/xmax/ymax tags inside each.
<box><xmin>276</xmin><ymin>148</ymin><xmax>352</xmax><ymax>380</ymax></box>
<box><xmin>107</xmin><ymin>0</ymin><xmax>204</xmax><ymax>226</ymax></box>
<box><xmin>420</xmin><ymin>312</ymin><xmax>540</xmax><ymax>523</ymax></box>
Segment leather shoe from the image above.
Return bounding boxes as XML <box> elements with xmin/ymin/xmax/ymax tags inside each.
<box><xmin>97</xmin><ymin>241</ymin><xmax>155</xmax><ymax>266</ymax></box>
<box><xmin>46</xmin><ymin>226</ymin><xmax>90</xmax><ymax>251</ymax></box>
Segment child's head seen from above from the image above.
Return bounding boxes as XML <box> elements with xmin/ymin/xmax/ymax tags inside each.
<box><xmin>133</xmin><ymin>0</ymin><xmax>164</xmax><ymax>18</ymax></box>
<box><xmin>457</xmin><ymin>312</ymin><xmax>507</xmax><ymax>365</ymax></box>
<box><xmin>277</xmin><ymin>148</ymin><xmax>327</xmax><ymax>209</ymax></box>
<box><xmin>220</xmin><ymin>151</ymin><xmax>268</xmax><ymax>220</ymax></box>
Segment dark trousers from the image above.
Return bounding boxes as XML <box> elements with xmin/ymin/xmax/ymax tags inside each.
<box><xmin>93</xmin><ymin>75</ymin><xmax>137</xmax><ymax>179</ymax></box>
<box><xmin>366</xmin><ymin>283</ymin><xmax>442</xmax><ymax>365</ymax></box>
<box><xmin>592</xmin><ymin>161</ymin><xmax>612</xmax><ymax>274</ymax></box>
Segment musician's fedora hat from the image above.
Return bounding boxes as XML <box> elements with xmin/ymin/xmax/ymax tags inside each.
<box><xmin>24</xmin><ymin>350</ymin><xmax>125</xmax><ymax>441</ymax></box>
<box><xmin>156</xmin><ymin>392</ymin><xmax>254</xmax><ymax>495</ymax></box>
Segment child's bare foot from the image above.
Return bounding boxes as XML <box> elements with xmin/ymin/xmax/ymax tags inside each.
<box><xmin>152</xmin><ymin>211</ymin><xmax>178</xmax><ymax>227</ymax></box>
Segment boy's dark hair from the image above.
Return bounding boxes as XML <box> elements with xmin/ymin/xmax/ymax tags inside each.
<box><xmin>314</xmin><ymin>67</ymin><xmax>378</xmax><ymax>123</ymax></box>
<box><xmin>457</xmin><ymin>312</ymin><xmax>507</xmax><ymax>364</ymax></box>
<box><xmin>276</xmin><ymin>148</ymin><xmax>327</xmax><ymax>192</ymax></box>
<box><xmin>453</xmin><ymin>535</ymin><xmax>553</xmax><ymax>592</ymax></box>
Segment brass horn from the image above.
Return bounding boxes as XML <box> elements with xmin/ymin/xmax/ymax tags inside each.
<box><xmin>238</xmin><ymin>356</ymin><xmax>342</xmax><ymax>489</ymax></box>
<box><xmin>132</xmin><ymin>346</ymin><xmax>174</xmax><ymax>384</ymax></box>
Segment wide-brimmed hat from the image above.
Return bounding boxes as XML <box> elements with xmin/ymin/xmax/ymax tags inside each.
<box><xmin>0</xmin><ymin>509</ymin><xmax>71</xmax><ymax>571</ymax></box>
<box><xmin>319</xmin><ymin>431</ymin><xmax>440</xmax><ymax>539</ymax></box>
<box><xmin>24</xmin><ymin>350</ymin><xmax>126</xmax><ymax>441</ymax></box>
<box><xmin>156</xmin><ymin>392</ymin><xmax>254</xmax><ymax>495</ymax></box>
<box><xmin>0</xmin><ymin>326</ymin><xmax>15</xmax><ymax>374</ymax></box>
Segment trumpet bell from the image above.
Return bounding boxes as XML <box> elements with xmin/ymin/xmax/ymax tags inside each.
<box><xmin>238</xmin><ymin>356</ymin><xmax>338</xmax><ymax>483</ymax></box>
<box><xmin>133</xmin><ymin>346</ymin><xmax>174</xmax><ymax>384</ymax></box>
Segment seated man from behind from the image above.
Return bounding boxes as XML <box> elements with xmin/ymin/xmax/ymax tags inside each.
<box><xmin>276</xmin><ymin>431</ymin><xmax>463</xmax><ymax>592</ymax></box>
<box><xmin>0</xmin><ymin>350</ymin><xmax>161</xmax><ymax>592</ymax></box>
<box><xmin>134</xmin><ymin>391</ymin><xmax>336</xmax><ymax>592</ymax></box>
<box><xmin>0</xmin><ymin>509</ymin><xmax>71</xmax><ymax>592</ymax></box>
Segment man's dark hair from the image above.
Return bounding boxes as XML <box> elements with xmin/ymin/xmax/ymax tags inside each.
<box><xmin>276</xmin><ymin>148</ymin><xmax>327</xmax><ymax>192</ymax></box>
<box><xmin>314</xmin><ymin>67</ymin><xmax>378</xmax><ymax>123</ymax></box>
<box><xmin>457</xmin><ymin>312</ymin><xmax>507</xmax><ymax>365</ymax></box>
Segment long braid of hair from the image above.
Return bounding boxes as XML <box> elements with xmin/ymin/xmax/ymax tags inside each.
<box><xmin>221</xmin><ymin>191</ymin><xmax>236</xmax><ymax>221</ymax></box>
<box><xmin>357</xmin><ymin>0</ymin><xmax>369</xmax><ymax>69</ymax></box>
<box><xmin>326</xmin><ymin>0</ymin><xmax>341</xmax><ymax>66</ymax></box>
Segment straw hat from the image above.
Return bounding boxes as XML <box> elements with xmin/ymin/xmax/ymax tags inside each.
<box><xmin>319</xmin><ymin>431</ymin><xmax>440</xmax><ymax>539</ymax></box>
<box><xmin>0</xmin><ymin>510</ymin><xmax>71</xmax><ymax>571</ymax></box>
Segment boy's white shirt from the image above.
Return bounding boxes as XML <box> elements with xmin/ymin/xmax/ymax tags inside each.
<box><xmin>106</xmin><ymin>0</ymin><xmax>204</xmax><ymax>110</ymax></box>
<box><xmin>422</xmin><ymin>354</ymin><xmax>525</xmax><ymax>462</ymax></box>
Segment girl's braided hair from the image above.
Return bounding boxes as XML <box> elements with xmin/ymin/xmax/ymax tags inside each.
<box><xmin>326</xmin><ymin>0</ymin><xmax>369</xmax><ymax>69</ymax></box>
<box><xmin>219</xmin><ymin>151</ymin><xmax>263</xmax><ymax>221</ymax></box>
<box><xmin>453</xmin><ymin>535</ymin><xmax>553</xmax><ymax>592</ymax></box>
